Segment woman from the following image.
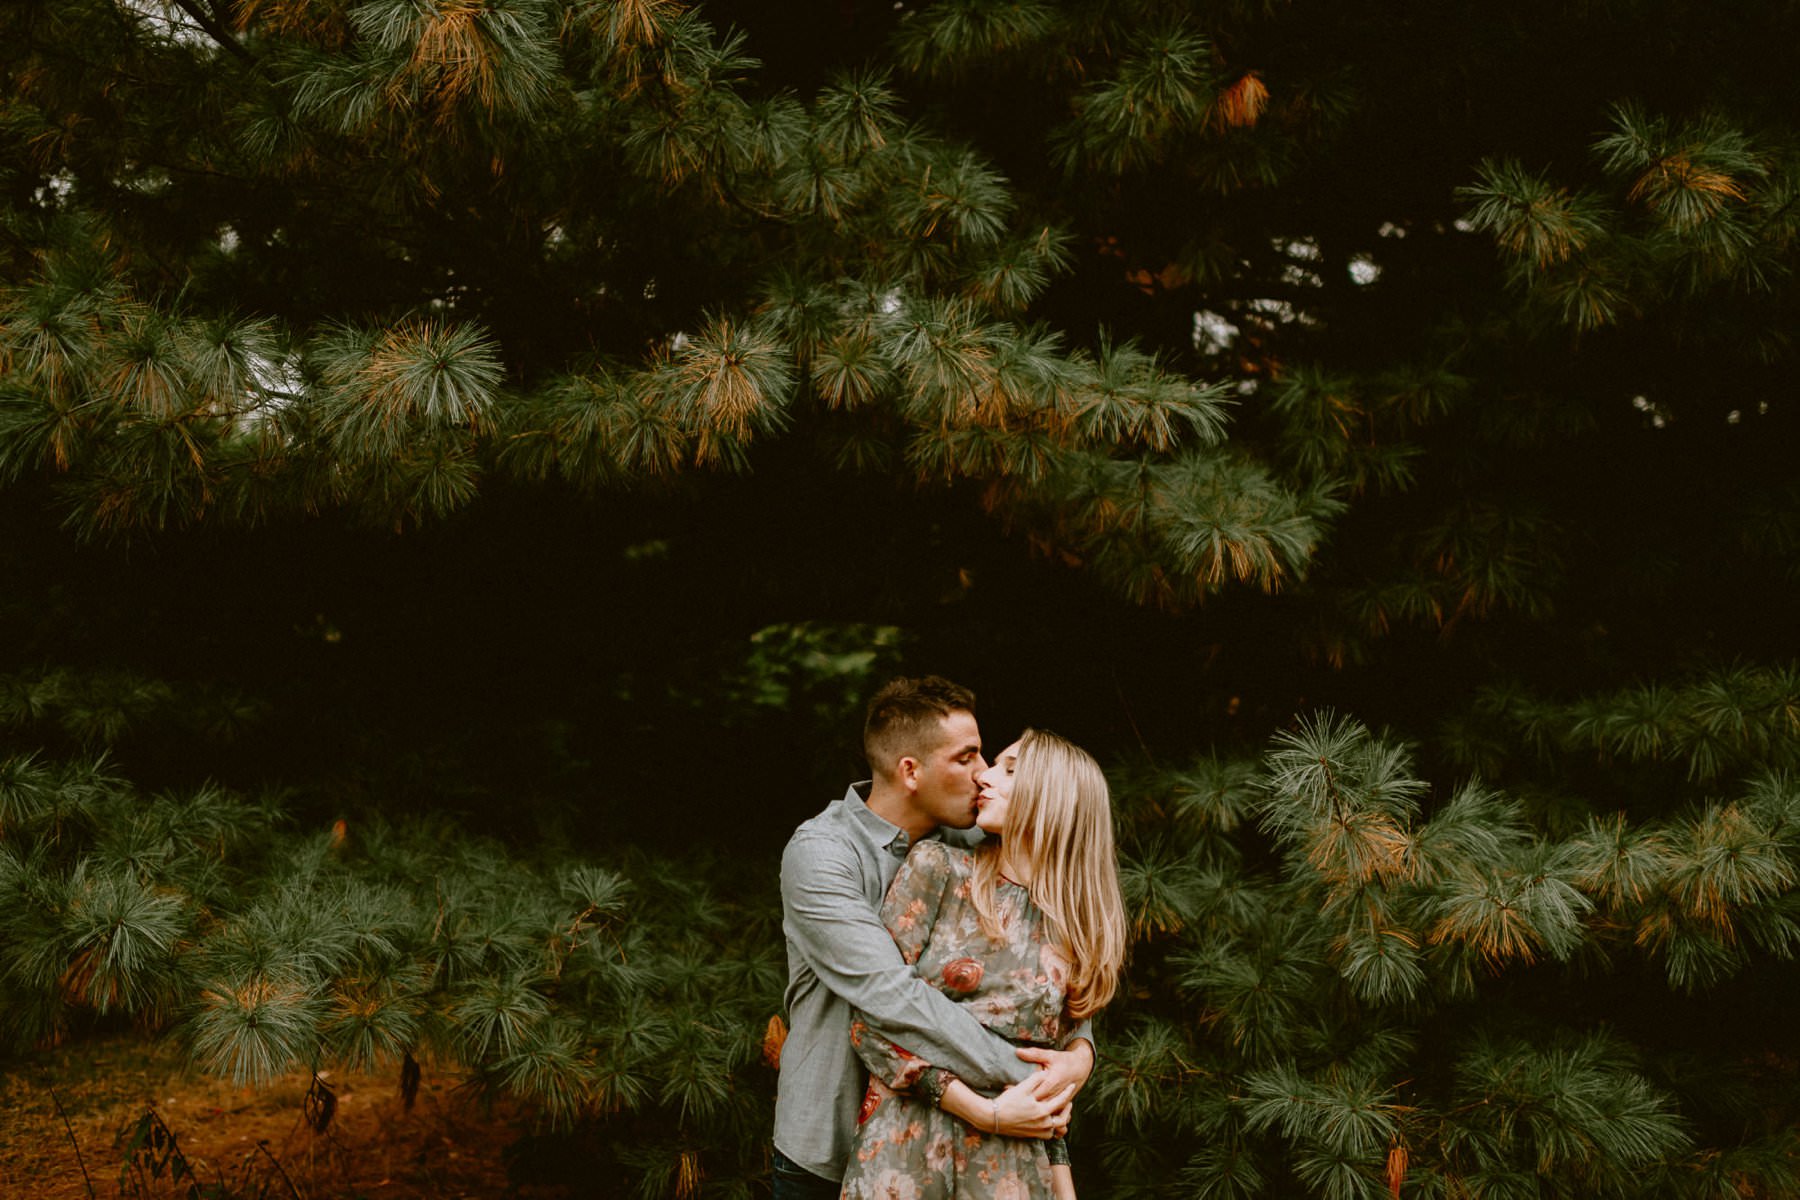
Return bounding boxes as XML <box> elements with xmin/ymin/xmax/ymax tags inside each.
<box><xmin>840</xmin><ymin>729</ymin><xmax>1127</xmax><ymax>1200</ymax></box>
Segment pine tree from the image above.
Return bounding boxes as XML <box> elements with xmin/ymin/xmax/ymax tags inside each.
<box><xmin>0</xmin><ymin>0</ymin><xmax>1330</xmax><ymax>598</ymax></box>
<box><xmin>4</xmin><ymin>669</ymin><xmax>1794</xmax><ymax>1196</ymax></box>
<box><xmin>3</xmin><ymin>0</ymin><xmax>1800</xmax><ymax>1196</ymax></box>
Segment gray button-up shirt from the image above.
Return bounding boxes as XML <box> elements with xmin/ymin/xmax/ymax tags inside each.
<box><xmin>773</xmin><ymin>783</ymin><xmax>1034</xmax><ymax>1181</ymax></box>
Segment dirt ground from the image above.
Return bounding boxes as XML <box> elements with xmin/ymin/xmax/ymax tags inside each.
<box><xmin>0</xmin><ymin>1035</ymin><xmax>536</xmax><ymax>1199</ymax></box>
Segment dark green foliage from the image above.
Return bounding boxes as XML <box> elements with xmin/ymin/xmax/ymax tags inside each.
<box><xmin>5</xmin><ymin>0</ymin><xmax>1800</xmax><ymax>1195</ymax></box>
<box><xmin>0</xmin><ymin>0</ymin><xmax>1337</xmax><ymax>596</ymax></box>
<box><xmin>4</xmin><ymin>671</ymin><xmax>1797</xmax><ymax>1195</ymax></box>
<box><xmin>1096</xmin><ymin>713</ymin><xmax>1800</xmax><ymax>1199</ymax></box>
<box><xmin>1465</xmin><ymin>103</ymin><xmax>1798</xmax><ymax>328</ymax></box>
<box><xmin>0</xmin><ymin>734</ymin><xmax>786</xmax><ymax>1189</ymax></box>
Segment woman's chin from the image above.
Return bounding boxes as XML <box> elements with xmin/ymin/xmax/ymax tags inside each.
<box><xmin>975</xmin><ymin>817</ymin><xmax>1004</xmax><ymax>837</ymax></box>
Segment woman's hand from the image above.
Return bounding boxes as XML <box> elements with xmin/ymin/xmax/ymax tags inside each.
<box><xmin>939</xmin><ymin>1075</ymin><xmax>1075</xmax><ymax>1139</ymax></box>
<box><xmin>994</xmin><ymin>1072</ymin><xmax>1077</xmax><ymax>1138</ymax></box>
<box><xmin>1016</xmin><ymin>1038</ymin><xmax>1095</xmax><ymax>1101</ymax></box>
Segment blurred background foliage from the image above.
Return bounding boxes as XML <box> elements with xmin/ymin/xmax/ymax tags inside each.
<box><xmin>2</xmin><ymin>0</ymin><xmax>1799</xmax><ymax>1195</ymax></box>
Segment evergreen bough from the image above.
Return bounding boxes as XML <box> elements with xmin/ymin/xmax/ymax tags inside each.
<box><xmin>3</xmin><ymin>669</ymin><xmax>1797</xmax><ymax>1196</ymax></box>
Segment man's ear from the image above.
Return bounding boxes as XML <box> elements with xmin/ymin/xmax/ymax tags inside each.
<box><xmin>896</xmin><ymin>755</ymin><xmax>921</xmax><ymax>792</ymax></box>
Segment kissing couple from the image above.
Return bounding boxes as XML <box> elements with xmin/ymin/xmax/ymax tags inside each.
<box><xmin>772</xmin><ymin>676</ymin><xmax>1127</xmax><ymax>1200</ymax></box>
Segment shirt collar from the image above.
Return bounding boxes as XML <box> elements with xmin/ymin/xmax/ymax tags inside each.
<box><xmin>842</xmin><ymin>781</ymin><xmax>917</xmax><ymax>859</ymax></box>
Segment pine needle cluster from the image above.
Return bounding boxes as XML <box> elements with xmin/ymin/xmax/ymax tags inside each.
<box><xmin>1446</xmin><ymin>665</ymin><xmax>1800</xmax><ymax>785</ymax></box>
<box><xmin>1092</xmin><ymin>713</ymin><xmax>1799</xmax><ymax>1199</ymax></box>
<box><xmin>4</xmin><ymin>662</ymin><xmax>1799</xmax><ymax>1196</ymax></box>
<box><xmin>0</xmin><ymin>741</ymin><xmax>784</xmax><ymax>1198</ymax></box>
<box><xmin>0</xmin><ymin>0</ymin><xmax>1324</xmax><ymax>601</ymax></box>
<box><xmin>1461</xmin><ymin>104</ymin><xmax>1800</xmax><ymax>333</ymax></box>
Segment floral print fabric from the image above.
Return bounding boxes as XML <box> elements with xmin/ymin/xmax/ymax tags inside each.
<box><xmin>841</xmin><ymin>839</ymin><xmax>1077</xmax><ymax>1199</ymax></box>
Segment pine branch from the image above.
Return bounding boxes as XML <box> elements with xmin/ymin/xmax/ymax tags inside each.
<box><xmin>169</xmin><ymin>0</ymin><xmax>256</xmax><ymax>63</ymax></box>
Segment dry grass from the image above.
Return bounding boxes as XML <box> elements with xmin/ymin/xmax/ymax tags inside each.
<box><xmin>0</xmin><ymin>1035</ymin><xmax>544</xmax><ymax>1199</ymax></box>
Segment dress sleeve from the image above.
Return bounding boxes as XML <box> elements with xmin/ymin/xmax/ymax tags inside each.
<box><xmin>848</xmin><ymin>842</ymin><xmax>965</xmax><ymax>1094</ymax></box>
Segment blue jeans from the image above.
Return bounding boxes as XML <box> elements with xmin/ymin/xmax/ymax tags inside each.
<box><xmin>771</xmin><ymin>1147</ymin><xmax>839</xmax><ymax>1200</ymax></box>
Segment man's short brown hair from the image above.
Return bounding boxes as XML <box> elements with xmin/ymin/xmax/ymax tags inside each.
<box><xmin>864</xmin><ymin>675</ymin><xmax>977</xmax><ymax>779</ymax></box>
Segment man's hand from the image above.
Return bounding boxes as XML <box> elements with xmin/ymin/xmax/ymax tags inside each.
<box><xmin>1016</xmin><ymin>1038</ymin><xmax>1094</xmax><ymax>1098</ymax></box>
<box><xmin>939</xmin><ymin>1074</ymin><xmax>1073</xmax><ymax>1139</ymax></box>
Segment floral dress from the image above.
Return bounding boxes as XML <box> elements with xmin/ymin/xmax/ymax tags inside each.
<box><xmin>840</xmin><ymin>839</ymin><xmax>1077</xmax><ymax>1200</ymax></box>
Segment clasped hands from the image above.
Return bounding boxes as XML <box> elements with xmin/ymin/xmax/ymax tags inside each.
<box><xmin>937</xmin><ymin>1038</ymin><xmax>1092</xmax><ymax>1139</ymax></box>
<box><xmin>989</xmin><ymin>1040</ymin><xmax>1092</xmax><ymax>1140</ymax></box>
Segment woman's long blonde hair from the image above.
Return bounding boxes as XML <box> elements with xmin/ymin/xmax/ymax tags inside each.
<box><xmin>971</xmin><ymin>729</ymin><xmax>1127</xmax><ymax>1020</ymax></box>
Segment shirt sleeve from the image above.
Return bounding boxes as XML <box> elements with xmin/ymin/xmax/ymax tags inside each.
<box><xmin>781</xmin><ymin>833</ymin><xmax>1031</xmax><ymax>1093</ymax></box>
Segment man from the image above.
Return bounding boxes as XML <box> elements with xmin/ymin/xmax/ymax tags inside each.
<box><xmin>772</xmin><ymin>676</ymin><xmax>1095</xmax><ymax>1198</ymax></box>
